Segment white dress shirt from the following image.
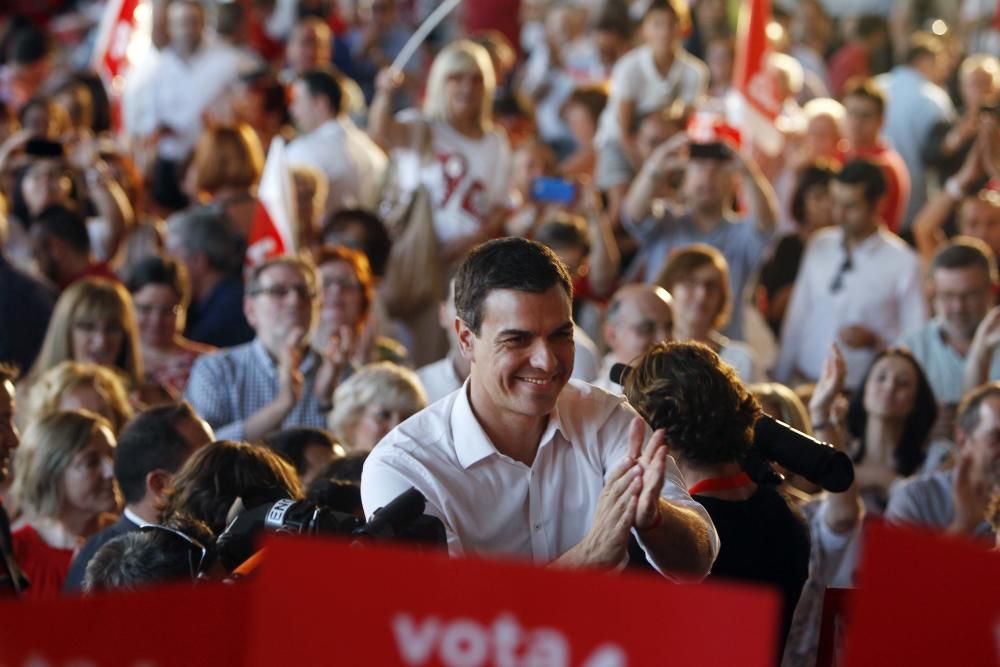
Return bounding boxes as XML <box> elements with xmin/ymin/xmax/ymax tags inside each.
<box><xmin>286</xmin><ymin>117</ymin><xmax>388</xmax><ymax>209</ymax></box>
<box><xmin>775</xmin><ymin>226</ymin><xmax>927</xmax><ymax>389</ymax></box>
<box><xmin>361</xmin><ymin>380</ymin><xmax>719</xmax><ymax>568</ymax></box>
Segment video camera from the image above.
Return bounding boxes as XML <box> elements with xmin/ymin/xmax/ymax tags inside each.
<box><xmin>216</xmin><ymin>488</ymin><xmax>447</xmax><ymax>572</ymax></box>
<box><xmin>610</xmin><ymin>363</ymin><xmax>855</xmax><ymax>493</ymax></box>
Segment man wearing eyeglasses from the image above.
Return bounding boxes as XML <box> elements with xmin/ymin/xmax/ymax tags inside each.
<box><xmin>775</xmin><ymin>159</ymin><xmax>926</xmax><ymax>390</ymax></box>
<box><xmin>185</xmin><ymin>257</ymin><xmax>341</xmax><ymax>440</ymax></box>
<box><xmin>594</xmin><ymin>284</ymin><xmax>674</xmax><ymax>395</ymax></box>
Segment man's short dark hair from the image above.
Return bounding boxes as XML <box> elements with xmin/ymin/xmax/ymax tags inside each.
<box><xmin>299</xmin><ymin>67</ymin><xmax>343</xmax><ymax>116</ymax></box>
<box><xmin>454</xmin><ymin>238</ymin><xmax>573</xmax><ymax>335</ymax></box>
<box><xmin>126</xmin><ymin>254</ymin><xmax>192</xmax><ymax>308</ymax></box>
<box><xmin>790</xmin><ymin>163</ymin><xmax>836</xmax><ymax>225</ymax></box>
<box><xmin>931</xmin><ymin>237</ymin><xmax>998</xmax><ymax>283</ymax></box>
<box><xmin>843</xmin><ymin>77</ymin><xmax>886</xmax><ymax>115</ymax></box>
<box><xmin>5</xmin><ymin>23</ymin><xmax>49</xmax><ymax>66</ymax></box>
<box><xmin>114</xmin><ymin>403</ymin><xmax>201</xmax><ymax>505</ymax></box>
<box><xmin>834</xmin><ymin>159</ymin><xmax>887</xmax><ymax>206</ymax></box>
<box><xmin>33</xmin><ymin>205</ymin><xmax>90</xmax><ymax>255</ymax></box>
<box><xmin>623</xmin><ymin>341</ymin><xmax>760</xmax><ymax>465</ymax></box>
<box><xmin>957</xmin><ymin>383</ymin><xmax>1000</xmax><ymax>436</ymax></box>
<box><xmin>534</xmin><ymin>214</ymin><xmax>591</xmax><ymax>256</ymax></box>
<box><xmin>262</xmin><ymin>427</ymin><xmax>338</xmax><ymax>480</ymax></box>
<box><xmin>83</xmin><ymin>514</ymin><xmax>214</xmax><ymax>592</ymax></box>
<box><xmin>321</xmin><ymin>208</ymin><xmax>392</xmax><ymax>278</ymax></box>
<box><xmin>855</xmin><ymin>14</ymin><xmax>886</xmax><ymax>41</ymax></box>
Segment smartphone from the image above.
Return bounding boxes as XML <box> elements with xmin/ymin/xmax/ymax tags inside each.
<box><xmin>688</xmin><ymin>141</ymin><xmax>731</xmax><ymax>160</ymax></box>
<box><xmin>531</xmin><ymin>177</ymin><xmax>577</xmax><ymax>205</ymax></box>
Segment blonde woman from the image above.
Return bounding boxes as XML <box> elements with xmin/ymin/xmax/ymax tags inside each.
<box><xmin>370</xmin><ymin>40</ymin><xmax>513</xmax><ymax>263</ymax></box>
<box><xmin>328</xmin><ymin>362</ymin><xmax>427</xmax><ymax>452</ymax></box>
<box><xmin>22</xmin><ymin>361</ymin><xmax>133</xmax><ymax>434</ymax></box>
<box><xmin>28</xmin><ymin>278</ymin><xmax>143</xmax><ymax>392</ymax></box>
<box><xmin>11</xmin><ymin>410</ymin><xmax>117</xmax><ymax>599</ymax></box>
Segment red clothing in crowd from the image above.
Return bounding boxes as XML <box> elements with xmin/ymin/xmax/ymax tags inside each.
<box><xmin>11</xmin><ymin>524</ymin><xmax>75</xmax><ymax>601</ymax></box>
<box><xmin>828</xmin><ymin>42</ymin><xmax>869</xmax><ymax>98</ymax></box>
<box><xmin>58</xmin><ymin>262</ymin><xmax>121</xmax><ymax>291</ymax></box>
<box><xmin>848</xmin><ymin>143</ymin><xmax>911</xmax><ymax>233</ymax></box>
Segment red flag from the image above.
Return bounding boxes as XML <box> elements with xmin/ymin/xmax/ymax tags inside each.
<box><xmin>91</xmin><ymin>0</ymin><xmax>150</xmax><ymax>131</ymax></box>
<box><xmin>731</xmin><ymin>0</ymin><xmax>783</xmax><ymax>155</ymax></box>
<box><xmin>246</xmin><ymin>137</ymin><xmax>299</xmax><ymax>267</ymax></box>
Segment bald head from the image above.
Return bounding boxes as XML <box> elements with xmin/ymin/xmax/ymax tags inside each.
<box><xmin>604</xmin><ymin>284</ymin><xmax>674</xmax><ymax>365</ymax></box>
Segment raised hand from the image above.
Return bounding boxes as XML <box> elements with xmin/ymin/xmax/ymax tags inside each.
<box><xmin>810</xmin><ymin>344</ymin><xmax>846</xmax><ymax>422</ymax></box>
<box><xmin>571</xmin><ymin>456</ymin><xmax>640</xmax><ymax>567</ymax></box>
<box><xmin>951</xmin><ymin>448</ymin><xmax>992</xmax><ymax>535</ymax></box>
<box><xmin>277</xmin><ymin>327</ymin><xmax>305</xmax><ymax>409</ymax></box>
<box><xmin>625</xmin><ymin>416</ymin><xmax>669</xmax><ymax>531</ymax></box>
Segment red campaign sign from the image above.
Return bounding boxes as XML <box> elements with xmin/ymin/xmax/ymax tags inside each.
<box><xmin>842</xmin><ymin>522</ymin><xmax>1000</xmax><ymax>667</ymax></box>
<box><xmin>245</xmin><ymin>535</ymin><xmax>781</xmax><ymax>667</ymax></box>
<box><xmin>0</xmin><ymin>582</ymin><xmax>249</xmax><ymax>667</ymax></box>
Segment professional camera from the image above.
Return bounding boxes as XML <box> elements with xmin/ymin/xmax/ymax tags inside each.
<box><xmin>610</xmin><ymin>363</ymin><xmax>854</xmax><ymax>492</ymax></box>
<box><xmin>216</xmin><ymin>487</ymin><xmax>447</xmax><ymax>572</ymax></box>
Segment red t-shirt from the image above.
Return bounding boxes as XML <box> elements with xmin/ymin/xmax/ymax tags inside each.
<box><xmin>11</xmin><ymin>524</ymin><xmax>75</xmax><ymax>601</ymax></box>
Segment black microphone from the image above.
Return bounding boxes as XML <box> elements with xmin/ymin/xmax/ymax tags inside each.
<box><xmin>610</xmin><ymin>362</ymin><xmax>631</xmax><ymax>385</ymax></box>
<box><xmin>355</xmin><ymin>488</ymin><xmax>427</xmax><ymax>539</ymax></box>
<box><xmin>753</xmin><ymin>415</ymin><xmax>855</xmax><ymax>492</ymax></box>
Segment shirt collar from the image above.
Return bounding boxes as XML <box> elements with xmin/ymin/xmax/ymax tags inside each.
<box><xmin>450</xmin><ymin>380</ymin><xmax>567</xmax><ymax>469</ymax></box>
<box><xmin>123</xmin><ymin>507</ymin><xmax>153</xmax><ymax>528</ymax></box>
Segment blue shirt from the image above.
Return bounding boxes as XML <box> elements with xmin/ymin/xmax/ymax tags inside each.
<box><xmin>625</xmin><ymin>212</ymin><xmax>772</xmax><ymax>340</ymax></box>
<box><xmin>0</xmin><ymin>255</ymin><xmax>56</xmax><ymax>374</ymax></box>
<box><xmin>184</xmin><ymin>339</ymin><xmax>329</xmax><ymax>440</ymax></box>
<box><xmin>184</xmin><ymin>275</ymin><xmax>254</xmax><ymax>349</ymax></box>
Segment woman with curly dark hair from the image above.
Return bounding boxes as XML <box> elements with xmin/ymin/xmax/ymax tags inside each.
<box><xmin>845</xmin><ymin>348</ymin><xmax>938</xmax><ymax>513</ymax></box>
<box><xmin>624</xmin><ymin>341</ymin><xmax>810</xmax><ymax>653</ymax></box>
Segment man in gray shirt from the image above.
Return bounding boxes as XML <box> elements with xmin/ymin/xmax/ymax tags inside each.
<box><xmin>886</xmin><ymin>383</ymin><xmax>1000</xmax><ymax>540</ymax></box>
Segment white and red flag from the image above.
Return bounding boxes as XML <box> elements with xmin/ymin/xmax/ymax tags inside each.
<box><xmin>731</xmin><ymin>0</ymin><xmax>784</xmax><ymax>155</ymax></box>
<box><xmin>246</xmin><ymin>137</ymin><xmax>299</xmax><ymax>267</ymax></box>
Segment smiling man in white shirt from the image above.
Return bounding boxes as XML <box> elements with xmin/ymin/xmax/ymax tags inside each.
<box><xmin>362</xmin><ymin>238</ymin><xmax>718</xmax><ymax>578</ymax></box>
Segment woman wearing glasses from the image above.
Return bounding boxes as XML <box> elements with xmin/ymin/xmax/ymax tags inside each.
<box><xmin>26</xmin><ymin>278</ymin><xmax>142</xmax><ymax>399</ymax></box>
<box><xmin>10</xmin><ymin>410</ymin><xmax>118</xmax><ymax>599</ymax></box>
<box><xmin>656</xmin><ymin>244</ymin><xmax>764</xmax><ymax>383</ymax></box>
<box><xmin>126</xmin><ymin>255</ymin><xmax>215</xmax><ymax>399</ymax></box>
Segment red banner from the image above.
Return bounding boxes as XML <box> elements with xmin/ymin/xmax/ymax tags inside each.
<box><xmin>842</xmin><ymin>522</ymin><xmax>1000</xmax><ymax>666</ymax></box>
<box><xmin>246</xmin><ymin>535</ymin><xmax>781</xmax><ymax>666</ymax></box>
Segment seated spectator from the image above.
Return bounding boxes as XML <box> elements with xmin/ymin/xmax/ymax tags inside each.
<box><xmin>887</xmin><ymin>382</ymin><xmax>999</xmax><ymax>541</ymax></box>
<box><xmin>159</xmin><ymin>440</ymin><xmax>303</xmax><ymax>535</ymax></box>
<box><xmin>184</xmin><ymin>124</ymin><xmax>264</xmax><ymax>241</ymax></box>
<box><xmin>262</xmin><ymin>427</ymin><xmax>344</xmax><ymax>487</ymax></box>
<box><xmin>623</xmin><ymin>341</ymin><xmax>810</xmax><ymax>652</ymax></box>
<box><xmin>846</xmin><ymin>349</ymin><xmax>938</xmax><ymax>512</ymax></box>
<box><xmin>10</xmin><ymin>410</ymin><xmax>117</xmax><ymax>599</ymax></box>
<box><xmin>559</xmin><ymin>86</ymin><xmax>608</xmax><ymax>178</ymax></box>
<box><xmin>126</xmin><ymin>255</ymin><xmax>215</xmax><ymax>399</ymax></box>
<box><xmin>415</xmin><ymin>278</ymin><xmax>470</xmax><ymax>403</ymax></box>
<box><xmin>63</xmin><ymin>401</ymin><xmax>213</xmax><ymax>592</ymax></box>
<box><xmin>597</xmin><ymin>284</ymin><xmax>674</xmax><ymax>395</ymax></box>
<box><xmin>22</xmin><ymin>361</ymin><xmax>133</xmax><ymax>434</ymax></box>
<box><xmin>311</xmin><ymin>245</ymin><xmax>406</xmax><ymax>370</ymax></box>
<box><xmin>657</xmin><ymin>244</ymin><xmax>763</xmax><ymax>382</ymax></box>
<box><xmin>164</xmin><ymin>207</ymin><xmax>254</xmax><ymax>348</ymax></box>
<box><xmin>328</xmin><ymin>362</ymin><xmax>427</xmax><ymax>453</ymax></box>
<box><xmin>28</xmin><ymin>278</ymin><xmax>142</xmax><ymax>393</ymax></box>
<box><xmin>319</xmin><ymin>208</ymin><xmax>392</xmax><ymax>281</ymax></box>
<box><xmin>83</xmin><ymin>514</ymin><xmax>216</xmax><ymax>593</ymax></box>
<box><xmin>28</xmin><ymin>205</ymin><xmax>119</xmax><ymax>290</ymax></box>
<box><xmin>185</xmin><ymin>256</ymin><xmax>338</xmax><ymax>441</ymax></box>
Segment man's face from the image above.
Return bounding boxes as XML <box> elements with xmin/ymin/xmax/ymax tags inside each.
<box><xmin>844</xmin><ymin>95</ymin><xmax>882</xmax><ymax>148</ymax></box>
<box><xmin>959</xmin><ymin>396</ymin><xmax>1000</xmax><ymax>486</ymax></box>
<box><xmin>932</xmin><ymin>266</ymin><xmax>993</xmax><ymax>342</ymax></box>
<box><xmin>959</xmin><ymin>198</ymin><xmax>1000</xmax><ymax>259</ymax></box>
<box><xmin>683</xmin><ymin>158</ymin><xmax>729</xmax><ymax>214</ymax></box>
<box><xmin>459</xmin><ymin>287</ymin><xmax>575</xmax><ymax>423</ymax></box>
<box><xmin>642</xmin><ymin>9</ymin><xmax>679</xmax><ymax>59</ymax></box>
<box><xmin>245</xmin><ymin>263</ymin><xmax>317</xmax><ymax>352</ymax></box>
<box><xmin>0</xmin><ymin>380</ymin><xmax>18</xmax><ymax>483</ymax></box>
<box><xmin>168</xmin><ymin>2</ymin><xmax>204</xmax><ymax>57</ymax></box>
<box><xmin>606</xmin><ymin>290</ymin><xmax>673</xmax><ymax>365</ymax></box>
<box><xmin>831</xmin><ymin>180</ymin><xmax>876</xmax><ymax>237</ymax></box>
<box><xmin>286</xmin><ymin>24</ymin><xmax>327</xmax><ymax>73</ymax></box>
<box><xmin>289</xmin><ymin>81</ymin><xmax>325</xmax><ymax>133</ymax></box>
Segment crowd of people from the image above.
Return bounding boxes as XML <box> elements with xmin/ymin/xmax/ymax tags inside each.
<box><xmin>1</xmin><ymin>0</ymin><xmax>1000</xmax><ymax>664</ymax></box>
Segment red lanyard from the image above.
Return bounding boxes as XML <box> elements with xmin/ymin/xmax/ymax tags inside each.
<box><xmin>688</xmin><ymin>472</ymin><xmax>753</xmax><ymax>496</ymax></box>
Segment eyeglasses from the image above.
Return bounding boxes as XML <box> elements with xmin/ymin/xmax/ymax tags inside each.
<box><xmin>141</xmin><ymin>524</ymin><xmax>208</xmax><ymax>582</ymax></box>
<box><xmin>627</xmin><ymin>320</ymin><xmax>672</xmax><ymax>338</ymax></box>
<box><xmin>251</xmin><ymin>284</ymin><xmax>316</xmax><ymax>301</ymax></box>
<box><xmin>322</xmin><ymin>277</ymin><xmax>362</xmax><ymax>291</ymax></box>
<box><xmin>829</xmin><ymin>249</ymin><xmax>853</xmax><ymax>293</ymax></box>
<box><xmin>134</xmin><ymin>303</ymin><xmax>181</xmax><ymax>317</ymax></box>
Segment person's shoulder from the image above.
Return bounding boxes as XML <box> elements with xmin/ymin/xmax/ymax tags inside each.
<box><xmin>876</xmin><ymin>228</ymin><xmax>919</xmax><ymax>260</ymax></box>
<box><xmin>675</xmin><ymin>48</ymin><xmax>709</xmax><ymax>75</ymax></box>
<box><xmin>887</xmin><ymin>469</ymin><xmax>951</xmax><ymax>513</ymax></box>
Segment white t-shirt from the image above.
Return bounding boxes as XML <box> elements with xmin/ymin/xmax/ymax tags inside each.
<box><xmin>595</xmin><ymin>44</ymin><xmax>709</xmax><ymax>146</ymax></box>
<box><xmin>361</xmin><ymin>379</ymin><xmax>719</xmax><ymax>567</ymax></box>
<box><xmin>394</xmin><ymin>118</ymin><xmax>513</xmax><ymax>244</ymax></box>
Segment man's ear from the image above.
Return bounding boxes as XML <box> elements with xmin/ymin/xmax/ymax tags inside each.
<box><xmin>456</xmin><ymin>317</ymin><xmax>476</xmax><ymax>362</ymax></box>
<box><xmin>146</xmin><ymin>469</ymin><xmax>173</xmax><ymax>501</ymax></box>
